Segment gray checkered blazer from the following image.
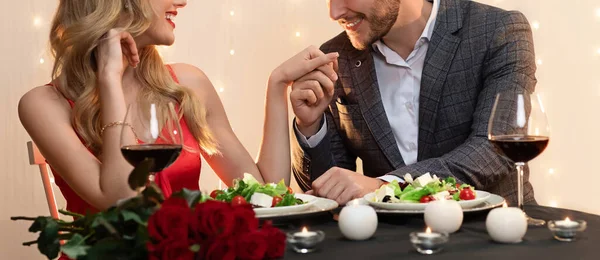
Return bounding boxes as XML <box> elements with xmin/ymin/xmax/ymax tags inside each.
<box><xmin>292</xmin><ymin>0</ymin><xmax>538</xmax><ymax>205</ymax></box>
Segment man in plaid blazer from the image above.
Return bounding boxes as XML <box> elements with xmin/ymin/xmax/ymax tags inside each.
<box><xmin>290</xmin><ymin>0</ymin><xmax>537</xmax><ymax>206</ymax></box>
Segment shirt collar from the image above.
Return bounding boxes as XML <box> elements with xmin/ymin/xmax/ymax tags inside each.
<box><xmin>372</xmin><ymin>0</ymin><xmax>440</xmax><ymax>55</ymax></box>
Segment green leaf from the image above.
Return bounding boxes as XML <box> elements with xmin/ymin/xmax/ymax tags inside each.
<box><xmin>128</xmin><ymin>158</ymin><xmax>155</xmax><ymax>190</ymax></box>
<box><xmin>37</xmin><ymin>219</ymin><xmax>60</xmax><ymax>259</ymax></box>
<box><xmin>142</xmin><ymin>183</ymin><xmax>165</xmax><ymax>204</ymax></box>
<box><xmin>399</xmin><ymin>188</ymin><xmax>430</xmax><ymax>202</ymax></box>
<box><xmin>190</xmin><ymin>244</ymin><xmax>201</xmax><ymax>253</ymax></box>
<box><xmin>453</xmin><ymin>192</ymin><xmax>460</xmax><ymax>201</ymax></box>
<box><xmin>277</xmin><ymin>194</ymin><xmax>298</xmax><ymax>206</ymax></box>
<box><xmin>28</xmin><ymin>217</ymin><xmax>51</xmax><ymax>233</ymax></box>
<box><xmin>121</xmin><ymin>210</ymin><xmax>145</xmax><ymax>226</ymax></box>
<box><xmin>444</xmin><ymin>177</ymin><xmax>456</xmax><ymax>186</ymax></box>
<box><xmin>174</xmin><ymin>188</ymin><xmax>202</xmax><ymax>207</ymax></box>
<box><xmin>388</xmin><ymin>180</ymin><xmax>403</xmax><ymax>197</ymax></box>
<box><xmin>61</xmin><ymin>234</ymin><xmax>90</xmax><ymax>259</ymax></box>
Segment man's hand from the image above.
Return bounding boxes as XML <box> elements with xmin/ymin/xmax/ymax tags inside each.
<box><xmin>308</xmin><ymin>167</ymin><xmax>384</xmax><ymax>205</ymax></box>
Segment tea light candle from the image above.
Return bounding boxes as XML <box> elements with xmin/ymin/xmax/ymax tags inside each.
<box><xmin>295</xmin><ymin>227</ymin><xmax>317</xmax><ymax>238</ymax></box>
<box><xmin>424</xmin><ymin>200</ymin><xmax>463</xmax><ymax>233</ymax></box>
<box><xmin>485</xmin><ymin>203</ymin><xmax>527</xmax><ymax>243</ymax></box>
<box><xmin>409</xmin><ymin>227</ymin><xmax>449</xmax><ymax>255</ymax></box>
<box><xmin>338</xmin><ymin>204</ymin><xmax>378</xmax><ymax>240</ymax></box>
<box><xmin>548</xmin><ymin>217</ymin><xmax>587</xmax><ymax>242</ymax></box>
<box><xmin>555</xmin><ymin>217</ymin><xmax>578</xmax><ymax>228</ymax></box>
<box><xmin>286</xmin><ymin>227</ymin><xmax>325</xmax><ymax>253</ymax></box>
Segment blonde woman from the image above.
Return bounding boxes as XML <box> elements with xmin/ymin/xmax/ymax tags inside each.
<box><xmin>18</xmin><ymin>0</ymin><xmax>338</xmax><ymax>216</ymax></box>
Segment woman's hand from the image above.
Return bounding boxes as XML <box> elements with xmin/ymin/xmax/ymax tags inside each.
<box><xmin>95</xmin><ymin>28</ymin><xmax>140</xmax><ymax>80</ymax></box>
<box><xmin>269</xmin><ymin>45</ymin><xmax>338</xmax><ymax>89</ymax></box>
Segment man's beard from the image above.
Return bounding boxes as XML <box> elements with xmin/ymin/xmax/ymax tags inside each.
<box><xmin>348</xmin><ymin>0</ymin><xmax>400</xmax><ymax>50</ymax></box>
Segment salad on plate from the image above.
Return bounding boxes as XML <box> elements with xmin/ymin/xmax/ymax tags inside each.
<box><xmin>371</xmin><ymin>173</ymin><xmax>477</xmax><ymax>204</ymax></box>
<box><xmin>209</xmin><ymin>173</ymin><xmax>306</xmax><ymax>208</ymax></box>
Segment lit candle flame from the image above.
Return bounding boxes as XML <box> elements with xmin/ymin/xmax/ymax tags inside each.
<box><xmin>502</xmin><ymin>202</ymin><xmax>508</xmax><ymax>208</ymax></box>
<box><xmin>426</xmin><ymin>227</ymin><xmax>432</xmax><ymax>234</ymax></box>
<box><xmin>565</xmin><ymin>217</ymin><xmax>571</xmax><ymax>222</ymax></box>
<box><xmin>302</xmin><ymin>227</ymin><xmax>308</xmax><ymax>233</ymax></box>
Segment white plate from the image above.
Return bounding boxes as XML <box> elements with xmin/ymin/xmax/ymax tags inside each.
<box><xmin>255</xmin><ymin>194</ymin><xmax>338</xmax><ymax>219</ymax></box>
<box><xmin>364</xmin><ymin>190</ymin><xmax>492</xmax><ymax>210</ymax></box>
<box><xmin>253</xmin><ymin>194</ymin><xmax>317</xmax><ymax>217</ymax></box>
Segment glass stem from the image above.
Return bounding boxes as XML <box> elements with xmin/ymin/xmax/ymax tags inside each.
<box><xmin>515</xmin><ymin>162</ymin><xmax>525</xmax><ymax>211</ymax></box>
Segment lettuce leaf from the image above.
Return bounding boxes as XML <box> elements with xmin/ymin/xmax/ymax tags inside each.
<box><xmin>388</xmin><ymin>180</ymin><xmax>403</xmax><ymax>197</ymax></box>
<box><xmin>277</xmin><ymin>194</ymin><xmax>298</xmax><ymax>206</ymax></box>
<box><xmin>399</xmin><ymin>188</ymin><xmax>431</xmax><ymax>202</ymax></box>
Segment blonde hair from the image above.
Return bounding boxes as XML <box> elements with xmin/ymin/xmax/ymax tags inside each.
<box><xmin>49</xmin><ymin>0</ymin><xmax>218</xmax><ymax>155</ymax></box>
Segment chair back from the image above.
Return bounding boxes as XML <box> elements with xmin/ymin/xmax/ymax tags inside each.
<box><xmin>27</xmin><ymin>141</ymin><xmax>60</xmax><ymax>219</ymax></box>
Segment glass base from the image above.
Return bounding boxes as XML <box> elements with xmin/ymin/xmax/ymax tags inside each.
<box><xmin>526</xmin><ymin>215</ymin><xmax>546</xmax><ymax>226</ymax></box>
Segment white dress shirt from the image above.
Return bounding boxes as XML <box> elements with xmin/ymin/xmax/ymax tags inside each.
<box><xmin>295</xmin><ymin>0</ymin><xmax>440</xmax><ymax>183</ymax></box>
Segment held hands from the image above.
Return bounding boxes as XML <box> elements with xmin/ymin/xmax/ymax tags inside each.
<box><xmin>288</xmin><ymin>48</ymin><xmax>340</xmax><ymax>137</ymax></box>
<box><xmin>270</xmin><ymin>45</ymin><xmax>338</xmax><ymax>88</ymax></box>
<box><xmin>307</xmin><ymin>167</ymin><xmax>384</xmax><ymax>205</ymax></box>
<box><xmin>96</xmin><ymin>29</ymin><xmax>140</xmax><ymax>80</ymax></box>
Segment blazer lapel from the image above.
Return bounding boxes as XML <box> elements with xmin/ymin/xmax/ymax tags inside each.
<box><xmin>418</xmin><ymin>0</ymin><xmax>463</xmax><ymax>160</ymax></box>
<box><xmin>347</xmin><ymin>48</ymin><xmax>406</xmax><ymax>169</ymax></box>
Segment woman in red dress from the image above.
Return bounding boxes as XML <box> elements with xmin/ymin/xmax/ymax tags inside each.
<box><xmin>18</xmin><ymin>0</ymin><xmax>338</xmax><ymax>217</ymax></box>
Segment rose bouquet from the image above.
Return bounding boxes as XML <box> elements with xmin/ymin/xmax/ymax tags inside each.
<box><xmin>12</xmin><ymin>160</ymin><xmax>286</xmax><ymax>260</ymax></box>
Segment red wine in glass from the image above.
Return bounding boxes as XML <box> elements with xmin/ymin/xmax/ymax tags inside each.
<box><xmin>121</xmin><ymin>144</ymin><xmax>182</xmax><ymax>172</ymax></box>
<box><xmin>489</xmin><ymin>135</ymin><xmax>549</xmax><ymax>163</ymax></box>
<box><xmin>488</xmin><ymin>91</ymin><xmax>550</xmax><ymax>226</ymax></box>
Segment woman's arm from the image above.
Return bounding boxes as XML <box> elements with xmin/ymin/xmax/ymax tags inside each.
<box><xmin>172</xmin><ymin>46</ymin><xmax>338</xmax><ymax>186</ymax></box>
<box><xmin>18</xmin><ymin>29</ymin><xmax>141</xmax><ymax>210</ymax></box>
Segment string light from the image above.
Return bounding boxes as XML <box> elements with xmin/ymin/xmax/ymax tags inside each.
<box><xmin>549</xmin><ymin>168</ymin><xmax>555</xmax><ymax>175</ymax></box>
<box><xmin>33</xmin><ymin>16</ymin><xmax>42</xmax><ymax>27</ymax></box>
<box><xmin>230</xmin><ymin>10</ymin><xmax>235</xmax><ymax>16</ymax></box>
<box><xmin>229</xmin><ymin>49</ymin><xmax>235</xmax><ymax>55</ymax></box>
<box><xmin>219</xmin><ymin>88</ymin><xmax>225</xmax><ymax>93</ymax></box>
<box><xmin>39</xmin><ymin>58</ymin><xmax>45</xmax><ymax>64</ymax></box>
<box><xmin>595</xmin><ymin>8</ymin><xmax>600</xmax><ymax>18</ymax></box>
<box><xmin>536</xmin><ymin>59</ymin><xmax>543</xmax><ymax>65</ymax></box>
<box><xmin>531</xmin><ymin>21</ymin><xmax>540</xmax><ymax>30</ymax></box>
<box><xmin>295</xmin><ymin>32</ymin><xmax>301</xmax><ymax>37</ymax></box>
<box><xmin>596</xmin><ymin>48</ymin><xmax>600</xmax><ymax>55</ymax></box>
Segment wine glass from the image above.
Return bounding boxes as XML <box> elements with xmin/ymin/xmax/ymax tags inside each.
<box><xmin>120</xmin><ymin>102</ymin><xmax>183</xmax><ymax>186</ymax></box>
<box><xmin>488</xmin><ymin>91</ymin><xmax>549</xmax><ymax>226</ymax></box>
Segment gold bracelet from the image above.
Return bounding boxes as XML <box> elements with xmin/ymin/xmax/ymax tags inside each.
<box><xmin>100</xmin><ymin>121</ymin><xmax>135</xmax><ymax>136</ymax></box>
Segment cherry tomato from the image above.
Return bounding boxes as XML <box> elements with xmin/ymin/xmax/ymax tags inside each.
<box><xmin>210</xmin><ymin>190</ymin><xmax>222</xmax><ymax>199</ymax></box>
<box><xmin>455</xmin><ymin>183</ymin><xmax>462</xmax><ymax>189</ymax></box>
<box><xmin>459</xmin><ymin>188</ymin><xmax>476</xmax><ymax>200</ymax></box>
<box><xmin>419</xmin><ymin>195</ymin><xmax>434</xmax><ymax>203</ymax></box>
<box><xmin>272</xmin><ymin>196</ymin><xmax>283</xmax><ymax>207</ymax></box>
<box><xmin>231</xmin><ymin>195</ymin><xmax>247</xmax><ymax>206</ymax></box>
<box><xmin>287</xmin><ymin>187</ymin><xmax>294</xmax><ymax>194</ymax></box>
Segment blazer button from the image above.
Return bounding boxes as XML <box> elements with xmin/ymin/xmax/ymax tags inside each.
<box><xmin>355</xmin><ymin>60</ymin><xmax>362</xmax><ymax>67</ymax></box>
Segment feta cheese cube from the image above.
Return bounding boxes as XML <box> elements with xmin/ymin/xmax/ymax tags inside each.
<box><xmin>250</xmin><ymin>193</ymin><xmax>273</xmax><ymax>208</ymax></box>
<box><xmin>403</xmin><ymin>173</ymin><xmax>414</xmax><ymax>183</ymax></box>
<box><xmin>375</xmin><ymin>185</ymin><xmax>395</xmax><ymax>202</ymax></box>
<box><xmin>413</xmin><ymin>173</ymin><xmax>433</xmax><ymax>187</ymax></box>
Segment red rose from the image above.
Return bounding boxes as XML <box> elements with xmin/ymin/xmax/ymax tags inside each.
<box><xmin>193</xmin><ymin>200</ymin><xmax>236</xmax><ymax>241</ymax></box>
<box><xmin>235</xmin><ymin>230</ymin><xmax>267</xmax><ymax>260</ymax></box>
<box><xmin>230</xmin><ymin>203</ymin><xmax>258</xmax><ymax>234</ymax></box>
<box><xmin>147</xmin><ymin>197</ymin><xmax>195</xmax><ymax>260</ymax></box>
<box><xmin>148</xmin><ymin>238</ymin><xmax>195</xmax><ymax>260</ymax></box>
<box><xmin>203</xmin><ymin>237</ymin><xmax>236</xmax><ymax>260</ymax></box>
<box><xmin>148</xmin><ymin>197</ymin><xmax>192</xmax><ymax>242</ymax></box>
<box><xmin>260</xmin><ymin>222</ymin><xmax>286</xmax><ymax>259</ymax></box>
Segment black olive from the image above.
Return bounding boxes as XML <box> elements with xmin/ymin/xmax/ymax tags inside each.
<box><xmin>382</xmin><ymin>195</ymin><xmax>391</xmax><ymax>202</ymax></box>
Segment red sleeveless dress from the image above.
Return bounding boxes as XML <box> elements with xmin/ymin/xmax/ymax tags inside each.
<box><xmin>49</xmin><ymin>65</ymin><xmax>202</xmax><ymax>216</ymax></box>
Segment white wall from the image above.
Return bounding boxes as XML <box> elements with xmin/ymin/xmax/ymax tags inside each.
<box><xmin>1</xmin><ymin>0</ymin><xmax>598</xmax><ymax>258</ymax></box>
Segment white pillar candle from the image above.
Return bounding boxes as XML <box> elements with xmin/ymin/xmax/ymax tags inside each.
<box><xmin>338</xmin><ymin>205</ymin><xmax>378</xmax><ymax>240</ymax></box>
<box><xmin>486</xmin><ymin>203</ymin><xmax>527</xmax><ymax>243</ymax></box>
<box><xmin>424</xmin><ymin>200</ymin><xmax>464</xmax><ymax>233</ymax></box>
